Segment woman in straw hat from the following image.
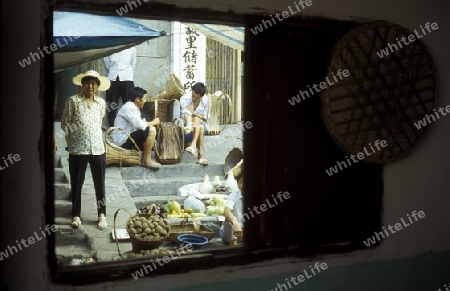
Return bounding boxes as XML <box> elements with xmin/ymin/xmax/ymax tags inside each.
<box><xmin>61</xmin><ymin>70</ymin><xmax>110</xmax><ymax>230</ymax></box>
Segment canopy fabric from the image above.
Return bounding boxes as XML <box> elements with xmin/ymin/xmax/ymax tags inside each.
<box><xmin>53</xmin><ymin>11</ymin><xmax>166</xmax><ymax>70</ymax></box>
<box><xmin>183</xmin><ymin>23</ymin><xmax>244</xmax><ymax>51</ymax></box>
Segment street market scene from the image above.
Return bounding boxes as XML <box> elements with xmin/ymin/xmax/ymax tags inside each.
<box><xmin>53</xmin><ymin>11</ymin><xmax>246</xmax><ymax>266</ymax></box>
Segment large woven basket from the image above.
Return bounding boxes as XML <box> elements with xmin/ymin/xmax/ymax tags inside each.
<box><xmin>142</xmin><ymin>99</ymin><xmax>179</xmax><ymax>123</ymax></box>
<box><xmin>104</xmin><ymin>127</ymin><xmax>141</xmax><ymax>167</ymax></box>
<box><xmin>113</xmin><ymin>209</ymin><xmax>171</xmax><ymax>257</ymax></box>
<box><xmin>127</xmin><ymin>213</ymin><xmax>170</xmax><ymax>253</ymax></box>
<box><xmin>168</xmin><ymin>218</ymin><xmax>215</xmax><ymax>244</ymax></box>
<box><xmin>320</xmin><ymin>20</ymin><xmax>437</xmax><ymax>163</ymax></box>
<box><xmin>206</xmin><ymin>92</ymin><xmax>232</xmax><ymax>135</ymax></box>
<box><xmin>148</xmin><ymin>65</ymin><xmax>185</xmax><ymax>101</ymax></box>
<box><xmin>224</xmin><ymin>137</ymin><xmax>243</xmax><ymax>174</ymax></box>
<box><xmin>153</xmin><ymin>118</ymin><xmax>185</xmax><ymax>164</ymax></box>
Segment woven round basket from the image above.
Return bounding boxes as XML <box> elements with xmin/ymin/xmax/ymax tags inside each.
<box><xmin>126</xmin><ymin>213</ymin><xmax>170</xmax><ymax>253</ymax></box>
<box><xmin>320</xmin><ymin>20</ymin><xmax>437</xmax><ymax>163</ymax></box>
<box><xmin>113</xmin><ymin>209</ymin><xmax>170</xmax><ymax>258</ymax></box>
<box><xmin>224</xmin><ymin>137</ymin><xmax>243</xmax><ymax>174</ymax></box>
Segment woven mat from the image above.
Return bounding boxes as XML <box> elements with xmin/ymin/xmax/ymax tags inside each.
<box><xmin>320</xmin><ymin>20</ymin><xmax>437</xmax><ymax>163</ymax></box>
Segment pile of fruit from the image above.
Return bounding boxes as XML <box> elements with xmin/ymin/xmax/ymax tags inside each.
<box><xmin>126</xmin><ymin>215</ymin><xmax>170</xmax><ymax>241</ymax></box>
<box><xmin>206</xmin><ymin>196</ymin><xmax>226</xmax><ymax>216</ymax></box>
<box><xmin>165</xmin><ymin>199</ymin><xmax>207</xmax><ymax>218</ymax></box>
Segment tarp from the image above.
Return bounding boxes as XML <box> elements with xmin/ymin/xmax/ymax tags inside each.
<box><xmin>183</xmin><ymin>23</ymin><xmax>244</xmax><ymax>51</ymax></box>
<box><xmin>53</xmin><ymin>11</ymin><xmax>166</xmax><ymax>70</ymax></box>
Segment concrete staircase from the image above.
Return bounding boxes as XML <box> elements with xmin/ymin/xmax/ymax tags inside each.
<box><xmin>53</xmin><ymin>122</ymin><xmax>243</xmax><ymax>264</ymax></box>
<box><xmin>54</xmin><ymin>161</ymin><xmax>94</xmax><ymax>263</ymax></box>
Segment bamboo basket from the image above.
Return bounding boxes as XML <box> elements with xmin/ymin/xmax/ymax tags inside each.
<box><xmin>141</xmin><ymin>98</ymin><xmax>179</xmax><ymax>123</ymax></box>
<box><xmin>113</xmin><ymin>208</ymin><xmax>171</xmax><ymax>258</ymax></box>
<box><xmin>168</xmin><ymin>218</ymin><xmax>215</xmax><ymax>244</ymax></box>
<box><xmin>206</xmin><ymin>92</ymin><xmax>232</xmax><ymax>135</ymax></box>
<box><xmin>224</xmin><ymin>137</ymin><xmax>243</xmax><ymax>174</ymax></box>
<box><xmin>148</xmin><ymin>65</ymin><xmax>185</xmax><ymax>101</ymax></box>
<box><xmin>320</xmin><ymin>20</ymin><xmax>437</xmax><ymax>163</ymax></box>
<box><xmin>152</xmin><ymin>100</ymin><xmax>185</xmax><ymax>164</ymax></box>
<box><xmin>104</xmin><ymin>127</ymin><xmax>141</xmax><ymax>167</ymax></box>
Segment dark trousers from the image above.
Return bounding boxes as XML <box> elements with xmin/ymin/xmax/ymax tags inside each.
<box><xmin>106</xmin><ymin>77</ymin><xmax>135</xmax><ymax>126</ymax></box>
<box><xmin>69</xmin><ymin>153</ymin><xmax>106</xmax><ymax>217</ymax></box>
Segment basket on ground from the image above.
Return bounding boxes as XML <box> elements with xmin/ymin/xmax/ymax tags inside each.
<box><xmin>206</xmin><ymin>92</ymin><xmax>232</xmax><ymax>135</ymax></box>
<box><xmin>105</xmin><ymin>127</ymin><xmax>141</xmax><ymax>167</ymax></box>
<box><xmin>126</xmin><ymin>213</ymin><xmax>171</xmax><ymax>253</ymax></box>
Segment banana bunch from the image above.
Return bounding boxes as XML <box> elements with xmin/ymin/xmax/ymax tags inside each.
<box><xmin>166</xmin><ymin>212</ymin><xmax>207</xmax><ymax>218</ymax></box>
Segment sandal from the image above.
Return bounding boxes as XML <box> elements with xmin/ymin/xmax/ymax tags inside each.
<box><xmin>197</xmin><ymin>158</ymin><xmax>208</xmax><ymax>165</ymax></box>
<box><xmin>141</xmin><ymin>161</ymin><xmax>161</xmax><ymax>170</ymax></box>
<box><xmin>71</xmin><ymin>216</ymin><xmax>81</xmax><ymax>228</ymax></box>
<box><xmin>98</xmin><ymin>214</ymin><xmax>107</xmax><ymax>230</ymax></box>
<box><xmin>185</xmin><ymin>146</ymin><xmax>198</xmax><ymax>157</ymax></box>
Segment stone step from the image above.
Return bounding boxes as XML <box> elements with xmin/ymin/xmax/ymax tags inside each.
<box><xmin>55</xmin><ymin>184</ymin><xmax>71</xmax><ymax>200</ymax></box>
<box><xmin>54</xmin><ymin>154</ymin><xmax>63</xmax><ymax>168</ymax></box>
<box><xmin>120</xmin><ymin>163</ymin><xmax>224</xmax><ymax>180</ymax></box>
<box><xmin>54</xmin><ymin>220</ymin><xmax>91</xmax><ymax>248</ymax></box>
<box><xmin>54</xmin><ymin>216</ymin><xmax>94</xmax><ymax>262</ymax></box>
<box><xmin>125</xmin><ymin>177</ymin><xmax>204</xmax><ymax>197</ymax></box>
<box><xmin>54</xmin><ymin>168</ymin><xmax>69</xmax><ymax>183</ymax></box>
<box><xmin>55</xmin><ymin>199</ymin><xmax>72</xmax><ymax>217</ymax></box>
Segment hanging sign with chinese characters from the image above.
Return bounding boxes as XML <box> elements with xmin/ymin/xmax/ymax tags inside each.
<box><xmin>183</xmin><ymin>26</ymin><xmax>199</xmax><ymax>90</ymax></box>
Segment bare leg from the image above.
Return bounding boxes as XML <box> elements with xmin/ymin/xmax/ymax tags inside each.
<box><xmin>191</xmin><ymin>116</ymin><xmax>202</xmax><ymax>146</ymax></box>
<box><xmin>184</xmin><ymin>114</ymin><xmax>192</xmax><ymax>127</ymax></box>
<box><xmin>142</xmin><ymin>126</ymin><xmax>158</xmax><ymax>166</ymax></box>
<box><xmin>196</xmin><ymin>123</ymin><xmax>205</xmax><ymax>160</ymax></box>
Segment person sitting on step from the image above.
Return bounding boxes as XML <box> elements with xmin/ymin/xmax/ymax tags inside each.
<box><xmin>113</xmin><ymin>86</ymin><xmax>161</xmax><ymax>169</ymax></box>
<box><xmin>180</xmin><ymin>82</ymin><xmax>209</xmax><ymax>165</ymax></box>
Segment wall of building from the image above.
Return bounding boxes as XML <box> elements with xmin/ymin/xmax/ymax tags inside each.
<box><xmin>1</xmin><ymin>0</ymin><xmax>449</xmax><ymax>290</ymax></box>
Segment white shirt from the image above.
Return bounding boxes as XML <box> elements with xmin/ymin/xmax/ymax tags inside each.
<box><xmin>103</xmin><ymin>47</ymin><xmax>136</xmax><ymax>81</ymax></box>
<box><xmin>226</xmin><ymin>190</ymin><xmax>243</xmax><ymax>227</ymax></box>
<box><xmin>180</xmin><ymin>91</ymin><xmax>209</xmax><ymax>118</ymax></box>
<box><xmin>113</xmin><ymin>101</ymin><xmax>147</xmax><ymax>146</ymax></box>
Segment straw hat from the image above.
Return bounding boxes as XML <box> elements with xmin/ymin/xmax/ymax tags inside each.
<box><xmin>72</xmin><ymin>70</ymin><xmax>111</xmax><ymax>91</ymax></box>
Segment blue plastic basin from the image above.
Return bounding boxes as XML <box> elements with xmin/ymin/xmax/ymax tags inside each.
<box><xmin>177</xmin><ymin>234</ymin><xmax>208</xmax><ymax>248</ymax></box>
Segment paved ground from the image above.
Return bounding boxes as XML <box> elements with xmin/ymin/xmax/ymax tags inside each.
<box><xmin>53</xmin><ymin>122</ymin><xmax>244</xmax><ymax>265</ymax></box>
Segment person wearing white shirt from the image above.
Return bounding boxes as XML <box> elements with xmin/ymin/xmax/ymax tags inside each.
<box><xmin>104</xmin><ymin>47</ymin><xmax>137</xmax><ymax>126</ymax></box>
<box><xmin>180</xmin><ymin>82</ymin><xmax>209</xmax><ymax>165</ymax></box>
<box><xmin>113</xmin><ymin>87</ymin><xmax>162</xmax><ymax>169</ymax></box>
<box><xmin>220</xmin><ymin>163</ymin><xmax>243</xmax><ymax>244</ymax></box>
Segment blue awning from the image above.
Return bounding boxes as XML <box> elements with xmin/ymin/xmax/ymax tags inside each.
<box><xmin>53</xmin><ymin>11</ymin><xmax>166</xmax><ymax>70</ymax></box>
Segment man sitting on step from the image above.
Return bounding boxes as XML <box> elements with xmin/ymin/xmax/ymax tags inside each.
<box><xmin>180</xmin><ymin>82</ymin><xmax>209</xmax><ymax>165</ymax></box>
<box><xmin>113</xmin><ymin>87</ymin><xmax>161</xmax><ymax>169</ymax></box>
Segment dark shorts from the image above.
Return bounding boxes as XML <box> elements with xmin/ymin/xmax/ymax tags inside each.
<box><xmin>184</xmin><ymin>119</ymin><xmax>208</xmax><ymax>142</ymax></box>
<box><xmin>121</xmin><ymin>127</ymin><xmax>150</xmax><ymax>151</ymax></box>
